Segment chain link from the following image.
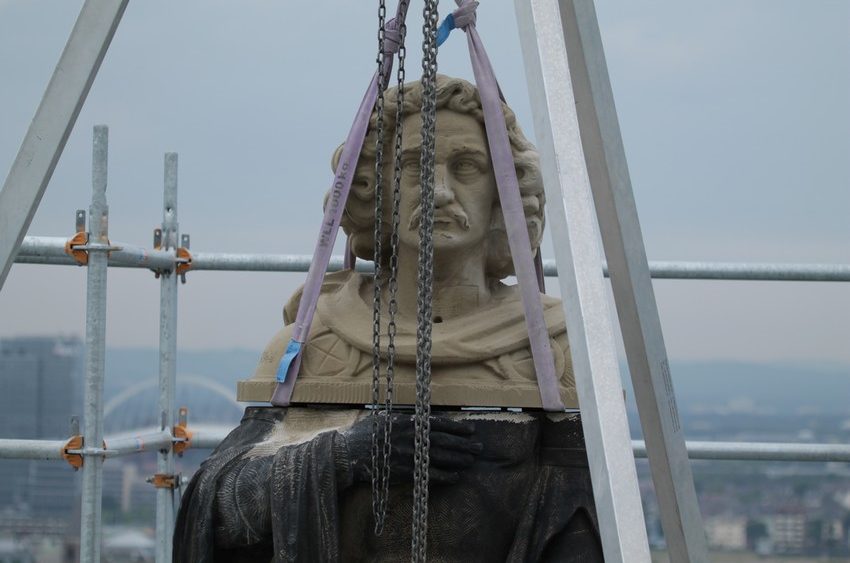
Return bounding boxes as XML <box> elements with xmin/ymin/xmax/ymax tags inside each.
<box><xmin>370</xmin><ymin>0</ymin><xmax>389</xmax><ymax>536</ymax></box>
<box><xmin>379</xmin><ymin>0</ymin><xmax>407</xmax><ymax>534</ymax></box>
<box><xmin>412</xmin><ymin>0</ymin><xmax>439</xmax><ymax>560</ymax></box>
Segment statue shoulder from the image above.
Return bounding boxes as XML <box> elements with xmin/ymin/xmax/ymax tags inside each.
<box><xmin>282</xmin><ymin>269</ymin><xmax>357</xmax><ymax>324</ymax></box>
<box><xmin>238</xmin><ymin>270</ymin><xmax>364</xmax><ymax>403</ymax></box>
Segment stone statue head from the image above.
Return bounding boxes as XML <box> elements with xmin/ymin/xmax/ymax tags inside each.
<box><xmin>335</xmin><ymin>75</ymin><xmax>546</xmax><ymax>282</ymax></box>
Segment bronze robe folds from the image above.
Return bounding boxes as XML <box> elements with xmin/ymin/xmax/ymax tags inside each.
<box><xmin>174</xmin><ymin>407</ymin><xmax>602</xmax><ymax>562</ymax></box>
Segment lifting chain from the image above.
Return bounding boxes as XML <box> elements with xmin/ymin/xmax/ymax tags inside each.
<box><xmin>371</xmin><ymin>0</ymin><xmax>409</xmax><ymax>539</ymax></box>
<box><xmin>385</xmin><ymin>0</ymin><xmax>406</xmax><ymax>530</ymax></box>
<box><xmin>371</xmin><ymin>0</ymin><xmax>390</xmax><ymax>536</ymax></box>
<box><xmin>413</xmin><ymin>0</ymin><xmax>439</xmax><ymax>560</ymax></box>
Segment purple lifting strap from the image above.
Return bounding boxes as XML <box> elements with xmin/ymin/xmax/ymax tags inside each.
<box><xmin>452</xmin><ymin>0</ymin><xmax>564</xmax><ymax>411</ymax></box>
<box><xmin>271</xmin><ymin>11</ymin><xmax>407</xmax><ymax>407</ymax></box>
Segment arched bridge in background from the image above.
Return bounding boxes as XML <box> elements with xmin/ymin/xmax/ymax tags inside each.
<box><xmin>104</xmin><ymin>374</ymin><xmax>243</xmax><ymax>433</ymax></box>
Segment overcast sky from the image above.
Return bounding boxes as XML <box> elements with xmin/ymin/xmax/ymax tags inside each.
<box><xmin>1</xmin><ymin>1</ymin><xmax>848</xmax><ymax>367</ymax></box>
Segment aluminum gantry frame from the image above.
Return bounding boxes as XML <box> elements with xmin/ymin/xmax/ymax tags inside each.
<box><xmin>1</xmin><ymin>1</ymin><xmax>849</xmax><ymax>562</ymax></box>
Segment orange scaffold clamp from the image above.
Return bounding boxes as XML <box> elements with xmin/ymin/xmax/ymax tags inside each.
<box><xmin>62</xmin><ymin>435</ymin><xmax>84</xmax><ymax>470</ymax></box>
<box><xmin>176</xmin><ymin>246</ymin><xmax>193</xmax><ymax>277</ymax></box>
<box><xmin>173</xmin><ymin>406</ymin><xmax>193</xmax><ymax>455</ymax></box>
<box><xmin>149</xmin><ymin>474</ymin><xmax>178</xmax><ymax>489</ymax></box>
<box><xmin>65</xmin><ymin>209</ymin><xmax>117</xmax><ymax>265</ymax></box>
<box><xmin>64</xmin><ymin>232</ymin><xmax>89</xmax><ymax>266</ymax></box>
<box><xmin>173</xmin><ymin>423</ymin><xmax>193</xmax><ymax>455</ymax></box>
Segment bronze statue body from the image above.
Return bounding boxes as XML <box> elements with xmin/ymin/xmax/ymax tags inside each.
<box><xmin>174</xmin><ymin>76</ymin><xmax>603</xmax><ymax>562</ymax></box>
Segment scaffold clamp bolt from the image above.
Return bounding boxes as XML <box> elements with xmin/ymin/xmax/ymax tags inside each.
<box><xmin>176</xmin><ymin>246</ymin><xmax>192</xmax><ymax>280</ymax></box>
<box><xmin>64</xmin><ymin>232</ymin><xmax>89</xmax><ymax>266</ymax></box>
<box><xmin>177</xmin><ymin>234</ymin><xmax>192</xmax><ymax>283</ymax></box>
<box><xmin>62</xmin><ymin>435</ymin><xmax>84</xmax><ymax>470</ymax></box>
<box><xmin>148</xmin><ymin>473</ymin><xmax>178</xmax><ymax>489</ymax></box>
<box><xmin>173</xmin><ymin>423</ymin><xmax>193</xmax><ymax>457</ymax></box>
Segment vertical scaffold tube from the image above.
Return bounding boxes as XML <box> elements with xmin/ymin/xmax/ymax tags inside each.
<box><xmin>156</xmin><ymin>153</ymin><xmax>179</xmax><ymax>563</ymax></box>
<box><xmin>80</xmin><ymin>125</ymin><xmax>109</xmax><ymax>563</ymax></box>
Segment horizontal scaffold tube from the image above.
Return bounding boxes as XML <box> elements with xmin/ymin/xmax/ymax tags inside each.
<box><xmin>632</xmin><ymin>440</ymin><xmax>850</xmax><ymax>462</ymax></box>
<box><xmin>0</xmin><ymin>430</ymin><xmax>174</xmax><ymax>461</ymax></box>
<box><xmin>17</xmin><ymin>236</ymin><xmax>177</xmax><ymax>271</ymax></box>
<box><xmin>1</xmin><ymin>432</ymin><xmax>850</xmax><ymax>463</ymax></box>
<box><xmin>0</xmin><ymin>438</ymin><xmax>66</xmax><ymax>460</ymax></box>
<box><xmin>14</xmin><ymin>236</ymin><xmax>850</xmax><ymax>281</ymax></box>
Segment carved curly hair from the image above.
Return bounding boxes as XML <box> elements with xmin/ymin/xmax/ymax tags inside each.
<box><xmin>334</xmin><ymin>75</ymin><xmax>545</xmax><ymax>281</ymax></box>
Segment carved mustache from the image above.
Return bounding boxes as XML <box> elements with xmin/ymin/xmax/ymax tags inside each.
<box><xmin>408</xmin><ymin>204</ymin><xmax>470</xmax><ymax>232</ymax></box>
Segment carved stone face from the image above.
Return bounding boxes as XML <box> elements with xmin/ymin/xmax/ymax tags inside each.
<box><xmin>398</xmin><ymin>109</ymin><xmax>497</xmax><ymax>253</ymax></box>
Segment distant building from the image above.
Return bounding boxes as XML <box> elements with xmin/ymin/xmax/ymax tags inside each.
<box><xmin>0</xmin><ymin>336</ymin><xmax>83</xmax><ymax>519</ymax></box>
<box><xmin>705</xmin><ymin>515</ymin><xmax>747</xmax><ymax>550</ymax></box>
<box><xmin>770</xmin><ymin>508</ymin><xmax>807</xmax><ymax>554</ymax></box>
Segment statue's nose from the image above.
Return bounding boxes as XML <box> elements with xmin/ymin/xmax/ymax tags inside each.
<box><xmin>434</xmin><ymin>165</ymin><xmax>455</xmax><ymax>208</ymax></box>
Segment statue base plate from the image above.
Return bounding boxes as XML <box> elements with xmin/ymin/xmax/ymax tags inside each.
<box><xmin>237</xmin><ymin>378</ymin><xmax>578</xmax><ymax>409</ymax></box>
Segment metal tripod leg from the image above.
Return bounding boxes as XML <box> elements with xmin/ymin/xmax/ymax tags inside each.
<box><xmin>514</xmin><ymin>1</ymin><xmax>649</xmax><ymax>560</ymax></box>
<box><xmin>515</xmin><ymin>0</ymin><xmax>709</xmax><ymax>561</ymax></box>
<box><xmin>0</xmin><ymin>0</ymin><xmax>129</xmax><ymax>290</ymax></box>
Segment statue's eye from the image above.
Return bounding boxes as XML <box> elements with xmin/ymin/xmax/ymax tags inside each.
<box><xmin>453</xmin><ymin>159</ymin><xmax>478</xmax><ymax>173</ymax></box>
<box><xmin>402</xmin><ymin>158</ymin><xmax>420</xmax><ymax>173</ymax></box>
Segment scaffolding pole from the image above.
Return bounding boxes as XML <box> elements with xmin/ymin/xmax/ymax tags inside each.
<box><xmin>79</xmin><ymin>125</ymin><xmax>109</xmax><ymax>563</ymax></box>
<box><xmin>17</xmin><ymin>236</ymin><xmax>178</xmax><ymax>271</ymax></box>
<box><xmin>15</xmin><ymin>238</ymin><xmax>850</xmax><ymax>281</ymax></box>
<box><xmin>0</xmin><ymin>430</ymin><xmax>174</xmax><ymax>461</ymax></box>
<box><xmin>4</xmin><ymin>434</ymin><xmax>850</xmax><ymax>463</ymax></box>
<box><xmin>156</xmin><ymin>153</ymin><xmax>179</xmax><ymax>563</ymax></box>
<box><xmin>0</xmin><ymin>0</ymin><xmax>128</xmax><ymax>291</ymax></box>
